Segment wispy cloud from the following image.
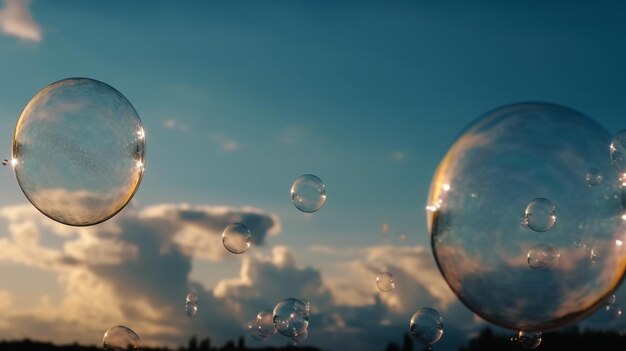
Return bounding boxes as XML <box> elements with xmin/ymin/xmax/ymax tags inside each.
<box><xmin>161</xmin><ymin>118</ymin><xmax>189</xmax><ymax>132</ymax></box>
<box><xmin>390</xmin><ymin>151</ymin><xmax>406</xmax><ymax>161</ymax></box>
<box><xmin>0</xmin><ymin>0</ymin><xmax>41</xmax><ymax>42</ymax></box>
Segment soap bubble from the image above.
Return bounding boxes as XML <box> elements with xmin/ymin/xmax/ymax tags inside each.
<box><xmin>523</xmin><ymin>198</ymin><xmax>557</xmax><ymax>232</ymax></box>
<box><xmin>610</xmin><ymin>130</ymin><xmax>626</xmax><ymax>172</ymax></box>
<box><xmin>291</xmin><ymin>174</ymin><xmax>326</xmax><ymax>213</ymax></box>
<box><xmin>517</xmin><ymin>331</ymin><xmax>542</xmax><ymax>350</ymax></box>
<box><xmin>248</xmin><ymin>310</ymin><xmax>276</xmax><ymax>341</ymax></box>
<box><xmin>103</xmin><ymin>325</ymin><xmax>141</xmax><ymax>351</ymax></box>
<box><xmin>409</xmin><ymin>307</ymin><xmax>443</xmax><ymax>346</ymax></box>
<box><xmin>13</xmin><ymin>78</ymin><xmax>145</xmax><ymax>226</ymax></box>
<box><xmin>606</xmin><ymin>304</ymin><xmax>622</xmax><ymax>319</ymax></box>
<box><xmin>185</xmin><ymin>302</ymin><xmax>198</xmax><ymax>316</ymax></box>
<box><xmin>428</xmin><ymin>102</ymin><xmax>626</xmax><ymax>331</ymax></box>
<box><xmin>222</xmin><ymin>223</ymin><xmax>251</xmax><ymax>254</ymax></box>
<box><xmin>527</xmin><ymin>243</ymin><xmax>560</xmax><ymax>271</ymax></box>
<box><xmin>376</xmin><ymin>272</ymin><xmax>395</xmax><ymax>292</ymax></box>
<box><xmin>291</xmin><ymin>329</ymin><xmax>308</xmax><ymax>345</ymax></box>
<box><xmin>607</xmin><ymin>294</ymin><xmax>617</xmax><ymax>305</ymax></box>
<box><xmin>186</xmin><ymin>291</ymin><xmax>197</xmax><ymax>304</ymax></box>
<box><xmin>586</xmin><ymin>168</ymin><xmax>603</xmax><ymax>186</ymax></box>
<box><xmin>273</xmin><ymin>298</ymin><xmax>309</xmax><ymax>337</ymax></box>
<box><xmin>590</xmin><ymin>247</ymin><xmax>598</xmax><ymax>263</ymax></box>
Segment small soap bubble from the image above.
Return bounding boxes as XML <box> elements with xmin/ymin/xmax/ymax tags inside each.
<box><xmin>517</xmin><ymin>331</ymin><xmax>542</xmax><ymax>350</ymax></box>
<box><xmin>1</xmin><ymin>160</ymin><xmax>7</xmax><ymax>166</ymax></box>
<box><xmin>291</xmin><ymin>174</ymin><xmax>326</xmax><ymax>213</ymax></box>
<box><xmin>222</xmin><ymin>223</ymin><xmax>251</xmax><ymax>254</ymax></box>
<box><xmin>610</xmin><ymin>130</ymin><xmax>626</xmax><ymax>173</ymax></box>
<box><xmin>186</xmin><ymin>291</ymin><xmax>197</xmax><ymax>303</ymax></box>
<box><xmin>103</xmin><ymin>326</ymin><xmax>141</xmax><ymax>351</ymax></box>
<box><xmin>607</xmin><ymin>294</ymin><xmax>617</xmax><ymax>305</ymax></box>
<box><xmin>248</xmin><ymin>310</ymin><xmax>276</xmax><ymax>342</ymax></box>
<box><xmin>376</xmin><ymin>272</ymin><xmax>395</xmax><ymax>292</ymax></box>
<box><xmin>185</xmin><ymin>302</ymin><xmax>198</xmax><ymax>317</ymax></box>
<box><xmin>273</xmin><ymin>298</ymin><xmax>309</xmax><ymax>337</ymax></box>
<box><xmin>586</xmin><ymin>168</ymin><xmax>603</xmax><ymax>186</ymax></box>
<box><xmin>291</xmin><ymin>329</ymin><xmax>308</xmax><ymax>345</ymax></box>
<box><xmin>527</xmin><ymin>243</ymin><xmax>560</xmax><ymax>271</ymax></box>
<box><xmin>606</xmin><ymin>304</ymin><xmax>623</xmax><ymax>319</ymax></box>
<box><xmin>409</xmin><ymin>307</ymin><xmax>444</xmax><ymax>346</ymax></box>
<box><xmin>381</xmin><ymin>223</ymin><xmax>389</xmax><ymax>236</ymax></box>
<box><xmin>590</xmin><ymin>247</ymin><xmax>598</xmax><ymax>263</ymax></box>
<box><xmin>524</xmin><ymin>198</ymin><xmax>557</xmax><ymax>232</ymax></box>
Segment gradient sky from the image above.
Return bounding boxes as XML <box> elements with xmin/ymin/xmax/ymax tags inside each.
<box><xmin>0</xmin><ymin>1</ymin><xmax>625</xmax><ymax>350</ymax></box>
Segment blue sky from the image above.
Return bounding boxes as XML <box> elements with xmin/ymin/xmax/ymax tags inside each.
<box><xmin>0</xmin><ymin>1</ymin><xmax>625</xmax><ymax>350</ymax></box>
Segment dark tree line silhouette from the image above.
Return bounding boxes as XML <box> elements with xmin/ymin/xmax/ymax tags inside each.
<box><xmin>1</xmin><ymin>327</ymin><xmax>626</xmax><ymax>351</ymax></box>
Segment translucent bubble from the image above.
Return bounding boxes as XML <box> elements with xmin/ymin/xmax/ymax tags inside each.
<box><xmin>185</xmin><ymin>302</ymin><xmax>198</xmax><ymax>317</ymax></box>
<box><xmin>610</xmin><ymin>130</ymin><xmax>626</xmax><ymax>172</ymax></box>
<box><xmin>273</xmin><ymin>298</ymin><xmax>309</xmax><ymax>337</ymax></box>
<box><xmin>222</xmin><ymin>223</ymin><xmax>251</xmax><ymax>254</ymax></box>
<box><xmin>291</xmin><ymin>329</ymin><xmax>308</xmax><ymax>345</ymax></box>
<box><xmin>606</xmin><ymin>304</ymin><xmax>623</xmax><ymax>319</ymax></box>
<box><xmin>1</xmin><ymin>159</ymin><xmax>7</xmax><ymax>166</ymax></box>
<box><xmin>590</xmin><ymin>247</ymin><xmax>598</xmax><ymax>263</ymax></box>
<box><xmin>517</xmin><ymin>331</ymin><xmax>542</xmax><ymax>350</ymax></box>
<box><xmin>103</xmin><ymin>325</ymin><xmax>141</xmax><ymax>351</ymax></box>
<box><xmin>607</xmin><ymin>294</ymin><xmax>617</xmax><ymax>305</ymax></box>
<box><xmin>376</xmin><ymin>272</ymin><xmax>395</xmax><ymax>292</ymax></box>
<box><xmin>523</xmin><ymin>198</ymin><xmax>557</xmax><ymax>232</ymax></box>
<box><xmin>248</xmin><ymin>310</ymin><xmax>276</xmax><ymax>341</ymax></box>
<box><xmin>527</xmin><ymin>243</ymin><xmax>560</xmax><ymax>271</ymax></box>
<box><xmin>13</xmin><ymin>78</ymin><xmax>145</xmax><ymax>226</ymax></box>
<box><xmin>586</xmin><ymin>168</ymin><xmax>603</xmax><ymax>186</ymax></box>
<box><xmin>409</xmin><ymin>307</ymin><xmax>444</xmax><ymax>346</ymax></box>
<box><xmin>428</xmin><ymin>102</ymin><xmax>626</xmax><ymax>331</ymax></box>
<box><xmin>291</xmin><ymin>174</ymin><xmax>326</xmax><ymax>213</ymax></box>
<box><xmin>186</xmin><ymin>291</ymin><xmax>197</xmax><ymax>304</ymax></box>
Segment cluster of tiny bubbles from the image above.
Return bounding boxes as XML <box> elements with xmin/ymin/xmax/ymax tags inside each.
<box><xmin>248</xmin><ymin>310</ymin><xmax>277</xmax><ymax>341</ymax></box>
<box><xmin>610</xmin><ymin>130</ymin><xmax>626</xmax><ymax>172</ymax></box>
<box><xmin>586</xmin><ymin>167</ymin><xmax>603</xmax><ymax>186</ymax></box>
<box><xmin>510</xmin><ymin>331</ymin><xmax>542</xmax><ymax>350</ymax></box>
<box><xmin>103</xmin><ymin>325</ymin><xmax>142</xmax><ymax>351</ymax></box>
<box><xmin>376</xmin><ymin>271</ymin><xmax>395</xmax><ymax>292</ymax></box>
<box><xmin>527</xmin><ymin>243</ymin><xmax>560</xmax><ymax>271</ymax></box>
<box><xmin>222</xmin><ymin>223</ymin><xmax>251</xmax><ymax>254</ymax></box>
<box><xmin>427</xmin><ymin>102</ymin><xmax>626</xmax><ymax>331</ymax></box>
<box><xmin>273</xmin><ymin>298</ymin><xmax>310</xmax><ymax>338</ymax></box>
<box><xmin>185</xmin><ymin>291</ymin><xmax>198</xmax><ymax>317</ymax></box>
<box><xmin>291</xmin><ymin>174</ymin><xmax>326</xmax><ymax>213</ymax></box>
<box><xmin>605</xmin><ymin>294</ymin><xmax>622</xmax><ymax>319</ymax></box>
<box><xmin>523</xmin><ymin>198</ymin><xmax>557</xmax><ymax>232</ymax></box>
<box><xmin>13</xmin><ymin>77</ymin><xmax>145</xmax><ymax>226</ymax></box>
<box><xmin>409</xmin><ymin>307</ymin><xmax>443</xmax><ymax>348</ymax></box>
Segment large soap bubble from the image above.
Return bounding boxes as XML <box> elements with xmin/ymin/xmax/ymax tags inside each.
<box><xmin>427</xmin><ymin>102</ymin><xmax>626</xmax><ymax>331</ymax></box>
<box><xmin>103</xmin><ymin>325</ymin><xmax>142</xmax><ymax>351</ymax></box>
<box><xmin>13</xmin><ymin>78</ymin><xmax>145</xmax><ymax>226</ymax></box>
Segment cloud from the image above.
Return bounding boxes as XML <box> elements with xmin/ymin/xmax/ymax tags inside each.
<box><xmin>161</xmin><ymin>118</ymin><xmax>189</xmax><ymax>132</ymax></box>
<box><xmin>0</xmin><ymin>0</ymin><xmax>41</xmax><ymax>42</ymax></box>
<box><xmin>390</xmin><ymin>151</ymin><xmax>406</xmax><ymax>161</ymax></box>
<box><xmin>0</xmin><ymin>202</ymin><xmax>485</xmax><ymax>351</ymax></box>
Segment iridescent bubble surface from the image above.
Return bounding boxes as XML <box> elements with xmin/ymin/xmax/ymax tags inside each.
<box><xmin>222</xmin><ymin>223</ymin><xmax>251</xmax><ymax>254</ymax></box>
<box><xmin>376</xmin><ymin>272</ymin><xmax>395</xmax><ymax>292</ymax></box>
<box><xmin>273</xmin><ymin>298</ymin><xmax>309</xmax><ymax>337</ymax></box>
<box><xmin>610</xmin><ymin>130</ymin><xmax>626</xmax><ymax>173</ymax></box>
<box><xmin>291</xmin><ymin>174</ymin><xmax>326</xmax><ymax>213</ymax></box>
<box><xmin>527</xmin><ymin>243</ymin><xmax>560</xmax><ymax>271</ymax></box>
<box><xmin>428</xmin><ymin>102</ymin><xmax>626</xmax><ymax>331</ymax></box>
<box><xmin>523</xmin><ymin>198</ymin><xmax>557</xmax><ymax>232</ymax></box>
<box><xmin>13</xmin><ymin>78</ymin><xmax>145</xmax><ymax>226</ymax></box>
<box><xmin>409</xmin><ymin>307</ymin><xmax>443</xmax><ymax>346</ymax></box>
<box><xmin>103</xmin><ymin>325</ymin><xmax>141</xmax><ymax>351</ymax></box>
<box><xmin>248</xmin><ymin>310</ymin><xmax>277</xmax><ymax>341</ymax></box>
<box><xmin>517</xmin><ymin>331</ymin><xmax>542</xmax><ymax>350</ymax></box>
